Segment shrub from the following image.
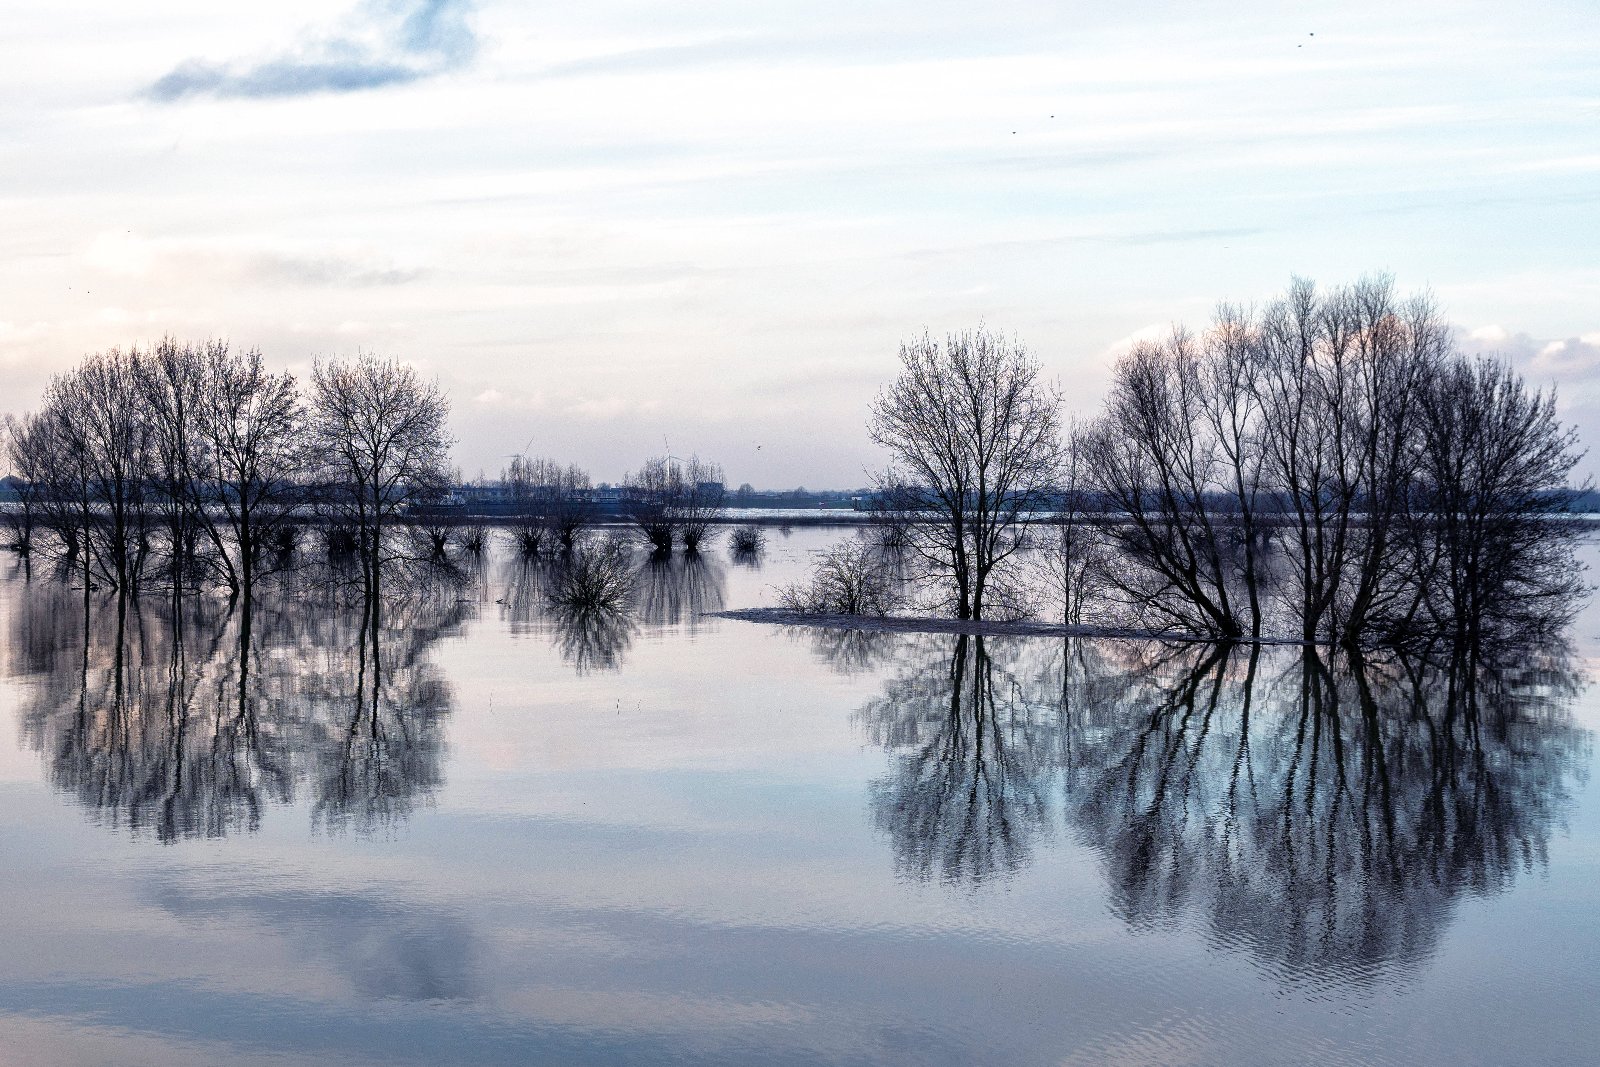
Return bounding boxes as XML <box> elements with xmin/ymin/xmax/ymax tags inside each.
<box><xmin>547</xmin><ymin>536</ymin><xmax>636</xmax><ymax>609</ymax></box>
<box><xmin>729</xmin><ymin>526</ymin><xmax>765</xmax><ymax>555</ymax></box>
<box><xmin>778</xmin><ymin>540</ymin><xmax>898</xmax><ymax>616</ymax></box>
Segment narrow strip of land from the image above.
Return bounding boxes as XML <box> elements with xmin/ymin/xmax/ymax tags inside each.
<box><xmin>708</xmin><ymin>608</ymin><xmax>1316</xmax><ymax>645</ymax></box>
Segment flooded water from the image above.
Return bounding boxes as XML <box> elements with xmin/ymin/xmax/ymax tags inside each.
<box><xmin>1</xmin><ymin>527</ymin><xmax>1597</xmax><ymax>1066</ymax></box>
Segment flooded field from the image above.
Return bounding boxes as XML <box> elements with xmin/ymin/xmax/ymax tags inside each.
<box><xmin>0</xmin><ymin>526</ymin><xmax>1596</xmax><ymax>1066</ymax></box>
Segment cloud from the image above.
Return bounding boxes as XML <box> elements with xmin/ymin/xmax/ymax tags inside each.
<box><xmin>1456</xmin><ymin>325</ymin><xmax>1600</xmax><ymax>384</ymax></box>
<box><xmin>84</xmin><ymin>231</ymin><xmax>419</xmax><ymax>289</ymax></box>
<box><xmin>145</xmin><ymin>0</ymin><xmax>477</xmax><ymax>102</ymax></box>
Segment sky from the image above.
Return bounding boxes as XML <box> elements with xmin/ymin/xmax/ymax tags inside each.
<box><xmin>1</xmin><ymin>0</ymin><xmax>1597</xmax><ymax>488</ymax></box>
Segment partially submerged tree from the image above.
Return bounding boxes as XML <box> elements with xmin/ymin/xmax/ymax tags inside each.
<box><xmin>194</xmin><ymin>344</ymin><xmax>304</xmax><ymax>602</ymax></box>
<box><xmin>673</xmin><ymin>455</ymin><xmax>726</xmax><ymax>552</ymax></box>
<box><xmin>1411</xmin><ymin>356</ymin><xmax>1586</xmax><ymax>644</ymax></box>
<box><xmin>1084</xmin><ymin>275</ymin><xmax>1580</xmax><ymax>647</ymax></box>
<box><xmin>1</xmin><ymin>413</ymin><xmax>47</xmax><ymax>555</ymax></box>
<box><xmin>38</xmin><ymin>348</ymin><xmax>156</xmax><ymax>592</ymax></box>
<box><xmin>142</xmin><ymin>339</ymin><xmax>306</xmax><ymax>602</ymax></box>
<box><xmin>625</xmin><ymin>456</ymin><xmax>678</xmax><ymax>553</ymax></box>
<box><xmin>870</xmin><ymin>327</ymin><xmax>1061</xmax><ymax>621</ymax></box>
<box><xmin>308</xmin><ymin>354</ymin><xmax>453</xmax><ymax>602</ymax></box>
<box><xmin>1082</xmin><ymin>329</ymin><xmax>1257</xmax><ymax>640</ymax></box>
<box><xmin>625</xmin><ymin>453</ymin><xmax>726</xmax><ymax>553</ymax></box>
<box><xmin>503</xmin><ymin>455</ymin><xmax>593</xmax><ymax>555</ymax></box>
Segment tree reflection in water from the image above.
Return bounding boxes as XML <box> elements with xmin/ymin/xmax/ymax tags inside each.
<box><xmin>635</xmin><ymin>551</ymin><xmax>725</xmax><ymax>628</ymax></box>
<box><xmin>495</xmin><ymin>551</ymin><xmax>722</xmax><ymax>673</ymax></box>
<box><xmin>12</xmin><ymin>578</ymin><xmax>465</xmax><ymax>841</ymax></box>
<box><xmin>850</xmin><ymin>632</ymin><xmax>1589</xmax><ymax>981</ymax></box>
<box><xmin>548</xmin><ymin>602</ymin><xmax>637</xmax><ymax>674</ymax></box>
<box><xmin>857</xmin><ymin>635</ymin><xmax>1055</xmax><ymax>883</ymax></box>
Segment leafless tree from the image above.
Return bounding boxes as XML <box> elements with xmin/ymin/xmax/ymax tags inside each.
<box><xmin>1331</xmin><ymin>278</ymin><xmax>1450</xmax><ymax>645</ymax></box>
<box><xmin>138</xmin><ymin>338</ymin><xmax>305</xmax><ymax>602</ymax></box>
<box><xmin>673</xmin><ymin>455</ymin><xmax>726</xmax><ymax>552</ymax></box>
<box><xmin>38</xmin><ymin>348</ymin><xmax>156</xmax><ymax>592</ymax></box>
<box><xmin>1080</xmin><ymin>275</ymin><xmax>1558</xmax><ymax>648</ymax></box>
<box><xmin>1242</xmin><ymin>276</ymin><xmax>1451</xmax><ymax>644</ymax></box>
<box><xmin>1252</xmin><ymin>276</ymin><xmax>1357</xmax><ymax>642</ymax></box>
<box><xmin>308</xmin><ymin>354</ymin><xmax>454</xmax><ymax>603</ymax></box>
<box><xmin>1411</xmin><ymin>355</ymin><xmax>1586</xmax><ymax>644</ymax></box>
<box><xmin>778</xmin><ymin>538</ymin><xmax>899</xmax><ymax>616</ymax></box>
<box><xmin>624</xmin><ymin>453</ymin><xmax>727</xmax><ymax>553</ymax></box>
<box><xmin>624</xmin><ymin>455</ymin><xmax>677</xmax><ymax>553</ymax></box>
<box><xmin>503</xmin><ymin>455</ymin><xmax>593</xmax><ymax>556</ymax></box>
<box><xmin>191</xmin><ymin>343</ymin><xmax>305</xmax><ymax>602</ymax></box>
<box><xmin>1082</xmin><ymin>330</ymin><xmax>1249</xmax><ymax>638</ymax></box>
<box><xmin>728</xmin><ymin>524</ymin><xmax>766</xmax><ymax>563</ymax></box>
<box><xmin>1</xmin><ymin>412</ymin><xmax>48</xmax><ymax>555</ymax></box>
<box><xmin>138</xmin><ymin>337</ymin><xmax>212</xmax><ymax>592</ymax></box>
<box><xmin>870</xmin><ymin>327</ymin><xmax>1061</xmax><ymax>621</ymax></box>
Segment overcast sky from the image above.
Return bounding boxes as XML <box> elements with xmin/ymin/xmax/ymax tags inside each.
<box><xmin>2</xmin><ymin>0</ymin><xmax>1597</xmax><ymax>487</ymax></box>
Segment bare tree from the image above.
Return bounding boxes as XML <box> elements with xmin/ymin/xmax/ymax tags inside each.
<box><xmin>1082</xmin><ymin>331</ymin><xmax>1249</xmax><ymax>638</ymax></box>
<box><xmin>674</xmin><ymin>455</ymin><xmax>726</xmax><ymax>552</ymax></box>
<box><xmin>1081</xmin><ymin>275</ymin><xmax>1577</xmax><ymax>648</ymax></box>
<box><xmin>870</xmin><ymin>327</ymin><xmax>1061</xmax><ymax>621</ymax></box>
<box><xmin>779</xmin><ymin>538</ymin><xmax>900</xmax><ymax>616</ymax></box>
<box><xmin>39</xmin><ymin>349</ymin><xmax>156</xmax><ymax>592</ymax></box>
<box><xmin>1</xmin><ymin>412</ymin><xmax>47</xmax><ymax>555</ymax></box>
<box><xmin>308</xmin><ymin>354</ymin><xmax>453</xmax><ymax>603</ymax></box>
<box><xmin>1332</xmin><ymin>277</ymin><xmax>1450</xmax><ymax>645</ymax></box>
<box><xmin>624</xmin><ymin>453</ymin><xmax>726</xmax><ymax>554</ymax></box>
<box><xmin>7</xmin><ymin>405</ymin><xmax>91</xmax><ymax>566</ymax></box>
<box><xmin>138</xmin><ymin>337</ymin><xmax>212</xmax><ymax>592</ymax></box>
<box><xmin>1413</xmin><ymin>355</ymin><xmax>1586</xmax><ymax>644</ymax></box>
<box><xmin>191</xmin><ymin>343</ymin><xmax>305</xmax><ymax>603</ymax></box>
<box><xmin>624</xmin><ymin>455</ymin><xmax>677</xmax><ymax>553</ymax></box>
<box><xmin>1249</xmin><ymin>276</ymin><xmax>1449</xmax><ymax>645</ymax></box>
<box><xmin>503</xmin><ymin>455</ymin><xmax>593</xmax><ymax>555</ymax></box>
<box><xmin>1252</xmin><ymin>276</ymin><xmax>1358</xmax><ymax>642</ymax></box>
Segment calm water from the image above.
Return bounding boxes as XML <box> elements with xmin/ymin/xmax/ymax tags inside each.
<box><xmin>1</xmin><ymin>528</ymin><xmax>1598</xmax><ymax>1066</ymax></box>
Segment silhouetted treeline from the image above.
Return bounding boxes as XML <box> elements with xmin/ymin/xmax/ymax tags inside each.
<box><xmin>1081</xmin><ymin>276</ymin><xmax>1588</xmax><ymax>646</ymax></box>
<box><xmin>852</xmin><ymin>276</ymin><xmax>1587</xmax><ymax>645</ymax></box>
<box><xmin>3</xmin><ymin>340</ymin><xmax>454</xmax><ymax>603</ymax></box>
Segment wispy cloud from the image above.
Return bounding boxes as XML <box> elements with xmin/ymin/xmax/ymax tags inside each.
<box><xmin>145</xmin><ymin>0</ymin><xmax>477</xmax><ymax>102</ymax></box>
<box><xmin>84</xmin><ymin>231</ymin><xmax>421</xmax><ymax>288</ymax></box>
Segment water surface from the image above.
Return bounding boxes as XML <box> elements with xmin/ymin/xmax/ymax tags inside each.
<box><xmin>1</xmin><ymin>528</ymin><xmax>1597</xmax><ymax>1066</ymax></box>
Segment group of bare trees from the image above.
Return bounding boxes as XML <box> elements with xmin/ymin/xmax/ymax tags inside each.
<box><xmin>3</xmin><ymin>340</ymin><xmax>454</xmax><ymax>606</ymax></box>
<box><xmin>1079</xmin><ymin>276</ymin><xmax>1585</xmax><ymax>646</ymax></box>
<box><xmin>624</xmin><ymin>454</ymin><xmax>727</xmax><ymax>553</ymax></box>
<box><xmin>863</xmin><ymin>277</ymin><xmax>1586</xmax><ymax>648</ymax></box>
<box><xmin>501</xmin><ymin>455</ymin><xmax>594</xmax><ymax>556</ymax></box>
